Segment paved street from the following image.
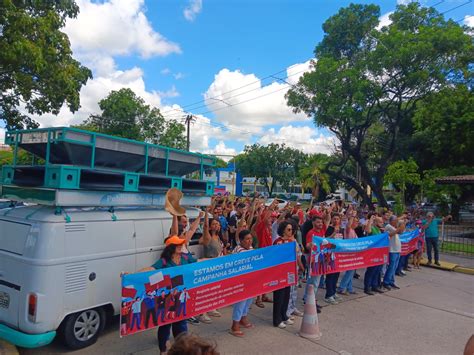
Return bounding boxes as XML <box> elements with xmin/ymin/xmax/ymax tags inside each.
<box><xmin>20</xmin><ymin>265</ymin><xmax>474</xmax><ymax>355</ymax></box>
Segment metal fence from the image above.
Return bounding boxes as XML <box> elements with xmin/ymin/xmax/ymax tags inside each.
<box><xmin>439</xmin><ymin>223</ymin><xmax>474</xmax><ymax>256</ymax></box>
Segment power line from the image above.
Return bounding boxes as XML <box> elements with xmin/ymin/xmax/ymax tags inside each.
<box><xmin>440</xmin><ymin>0</ymin><xmax>472</xmax><ymax>14</ymax></box>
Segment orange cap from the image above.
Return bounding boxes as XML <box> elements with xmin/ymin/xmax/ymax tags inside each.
<box><xmin>165</xmin><ymin>235</ymin><xmax>186</xmax><ymax>246</ymax></box>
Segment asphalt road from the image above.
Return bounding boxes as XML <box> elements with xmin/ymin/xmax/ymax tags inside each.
<box><xmin>20</xmin><ymin>266</ymin><xmax>474</xmax><ymax>355</ymax></box>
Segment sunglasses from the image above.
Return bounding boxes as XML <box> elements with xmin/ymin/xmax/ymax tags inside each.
<box><xmin>286</xmin><ymin>227</ymin><xmax>293</xmax><ymax>231</ymax></box>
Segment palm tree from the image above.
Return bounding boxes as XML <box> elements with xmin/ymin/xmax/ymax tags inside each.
<box><xmin>299</xmin><ymin>155</ymin><xmax>331</xmax><ymax>206</ymax></box>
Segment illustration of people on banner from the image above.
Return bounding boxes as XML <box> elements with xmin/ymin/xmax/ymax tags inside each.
<box><xmin>310</xmin><ymin>233</ymin><xmax>390</xmax><ymax>276</ymax></box>
<box><xmin>120</xmin><ymin>242</ymin><xmax>297</xmax><ymax>336</ymax></box>
<box><xmin>399</xmin><ymin>229</ymin><xmax>421</xmax><ymax>256</ymax></box>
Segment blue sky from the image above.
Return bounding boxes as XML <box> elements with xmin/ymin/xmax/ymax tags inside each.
<box><xmin>4</xmin><ymin>0</ymin><xmax>472</xmax><ymax>157</ymax></box>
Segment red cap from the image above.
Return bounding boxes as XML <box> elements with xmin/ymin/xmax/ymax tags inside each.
<box><xmin>308</xmin><ymin>209</ymin><xmax>322</xmax><ymax>217</ymax></box>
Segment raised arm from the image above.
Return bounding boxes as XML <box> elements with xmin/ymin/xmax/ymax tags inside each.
<box><xmin>185</xmin><ymin>211</ymin><xmax>204</xmax><ymax>244</ymax></box>
<box><xmin>199</xmin><ymin>208</ymin><xmax>211</xmax><ymax>246</ymax></box>
<box><xmin>170</xmin><ymin>214</ymin><xmax>179</xmax><ymax>237</ymax></box>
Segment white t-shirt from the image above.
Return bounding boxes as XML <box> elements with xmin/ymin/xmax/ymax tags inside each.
<box><xmin>385</xmin><ymin>224</ymin><xmax>401</xmax><ymax>253</ymax></box>
<box><xmin>271</xmin><ymin>221</ymin><xmax>279</xmax><ymax>243</ymax></box>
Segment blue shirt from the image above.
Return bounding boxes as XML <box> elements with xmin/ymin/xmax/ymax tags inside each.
<box><xmin>143</xmin><ymin>296</ymin><xmax>155</xmax><ymax>310</ymax></box>
<box><xmin>423</xmin><ymin>218</ymin><xmax>441</xmax><ymax>238</ymax></box>
<box><xmin>219</xmin><ymin>215</ymin><xmax>228</xmax><ymax>232</ymax></box>
<box><xmin>152</xmin><ymin>254</ymin><xmax>196</xmax><ymax>269</ymax></box>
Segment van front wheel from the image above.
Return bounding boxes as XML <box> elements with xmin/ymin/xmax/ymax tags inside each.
<box><xmin>60</xmin><ymin>308</ymin><xmax>105</xmax><ymax>349</ymax></box>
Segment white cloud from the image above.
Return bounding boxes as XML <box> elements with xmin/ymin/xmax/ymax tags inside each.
<box><xmin>0</xmin><ymin>127</ymin><xmax>5</xmax><ymax>144</ymax></box>
<box><xmin>65</xmin><ymin>0</ymin><xmax>181</xmax><ymax>59</ymax></box>
<box><xmin>173</xmin><ymin>72</ymin><xmax>185</xmax><ymax>80</ymax></box>
<box><xmin>397</xmin><ymin>0</ymin><xmax>411</xmax><ymax>5</ymax></box>
<box><xmin>464</xmin><ymin>15</ymin><xmax>474</xmax><ymax>27</ymax></box>
<box><xmin>204</xmin><ymin>141</ymin><xmax>238</xmax><ymax>159</ymax></box>
<box><xmin>158</xmin><ymin>85</ymin><xmax>180</xmax><ymax>99</ymax></box>
<box><xmin>258</xmin><ymin>125</ymin><xmax>337</xmax><ymax>155</ymax></box>
<box><xmin>184</xmin><ymin>0</ymin><xmax>203</xmax><ymax>22</ymax></box>
<box><xmin>377</xmin><ymin>12</ymin><xmax>393</xmax><ymax>30</ymax></box>
<box><xmin>161</xmin><ymin>68</ymin><xmax>171</xmax><ymax>75</ymax></box>
<box><xmin>203</xmin><ymin>60</ymin><xmax>313</xmax><ymax>130</ymax></box>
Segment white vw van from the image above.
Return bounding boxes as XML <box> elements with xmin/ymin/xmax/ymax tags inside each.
<box><xmin>0</xmin><ymin>205</ymin><xmax>202</xmax><ymax>349</ymax></box>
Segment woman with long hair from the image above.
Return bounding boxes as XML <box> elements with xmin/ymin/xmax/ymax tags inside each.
<box><xmin>272</xmin><ymin>221</ymin><xmax>295</xmax><ymax>329</ymax></box>
<box><xmin>139</xmin><ymin>236</ymin><xmax>196</xmax><ymax>355</ymax></box>
<box><xmin>198</xmin><ymin>209</ymin><xmax>225</xmax><ymax>322</ymax></box>
<box><xmin>229</xmin><ymin>229</ymin><xmax>255</xmax><ymax>337</ymax></box>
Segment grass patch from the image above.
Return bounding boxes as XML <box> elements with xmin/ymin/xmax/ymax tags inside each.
<box><xmin>440</xmin><ymin>241</ymin><xmax>474</xmax><ymax>254</ymax></box>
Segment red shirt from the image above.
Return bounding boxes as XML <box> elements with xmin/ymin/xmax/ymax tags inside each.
<box><xmin>305</xmin><ymin>226</ymin><xmax>327</xmax><ymax>247</ymax></box>
<box><xmin>256</xmin><ymin>220</ymin><xmax>272</xmax><ymax>248</ymax></box>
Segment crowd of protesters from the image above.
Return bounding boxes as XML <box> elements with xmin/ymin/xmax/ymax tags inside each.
<box><xmin>142</xmin><ymin>194</ymin><xmax>451</xmax><ymax>353</ymax></box>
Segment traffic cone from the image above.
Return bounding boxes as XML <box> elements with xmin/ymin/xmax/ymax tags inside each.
<box><xmin>298</xmin><ymin>284</ymin><xmax>322</xmax><ymax>340</ymax></box>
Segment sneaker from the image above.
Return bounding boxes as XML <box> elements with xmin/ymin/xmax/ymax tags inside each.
<box><xmin>292</xmin><ymin>309</ymin><xmax>304</xmax><ymax>317</ymax></box>
<box><xmin>334</xmin><ymin>294</ymin><xmax>343</xmax><ymax>301</ymax></box>
<box><xmin>435</xmin><ymin>261</ymin><xmax>441</xmax><ymax>266</ymax></box>
<box><xmin>427</xmin><ymin>261</ymin><xmax>432</xmax><ymax>265</ymax></box>
<box><xmin>400</xmin><ymin>270</ymin><xmax>407</xmax><ymax>275</ymax></box>
<box><xmin>354</xmin><ymin>273</ymin><xmax>360</xmax><ymax>279</ymax></box>
<box><xmin>277</xmin><ymin>322</ymin><xmax>287</xmax><ymax>329</ymax></box>
<box><xmin>390</xmin><ymin>284</ymin><xmax>400</xmax><ymax>290</ymax></box>
<box><xmin>382</xmin><ymin>284</ymin><xmax>392</xmax><ymax>291</ymax></box>
<box><xmin>187</xmin><ymin>317</ymin><xmax>200</xmax><ymax>325</ymax></box>
<box><xmin>208</xmin><ymin>310</ymin><xmax>221</xmax><ymax>317</ymax></box>
<box><xmin>372</xmin><ymin>288</ymin><xmax>384</xmax><ymax>294</ymax></box>
<box><xmin>288</xmin><ymin>315</ymin><xmax>295</xmax><ymax>321</ymax></box>
<box><xmin>284</xmin><ymin>319</ymin><xmax>294</xmax><ymax>325</ymax></box>
<box><xmin>349</xmin><ymin>290</ymin><xmax>357</xmax><ymax>295</ymax></box>
<box><xmin>198</xmin><ymin>314</ymin><xmax>212</xmax><ymax>324</ymax></box>
<box><xmin>337</xmin><ymin>290</ymin><xmax>349</xmax><ymax>296</ymax></box>
<box><xmin>364</xmin><ymin>289</ymin><xmax>375</xmax><ymax>295</ymax></box>
<box><xmin>324</xmin><ymin>297</ymin><xmax>338</xmax><ymax>304</ymax></box>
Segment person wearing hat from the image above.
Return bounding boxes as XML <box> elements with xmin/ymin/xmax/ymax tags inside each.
<box><xmin>139</xmin><ymin>236</ymin><xmax>196</xmax><ymax>354</ymax></box>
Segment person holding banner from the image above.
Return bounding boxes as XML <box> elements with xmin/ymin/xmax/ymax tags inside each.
<box><xmin>272</xmin><ymin>221</ymin><xmax>295</xmax><ymax>329</ymax></box>
<box><xmin>229</xmin><ymin>230</ymin><xmax>255</xmax><ymax>337</ymax></box>
<box><xmin>324</xmin><ymin>214</ymin><xmax>344</xmax><ymax>304</ymax></box>
<box><xmin>199</xmin><ymin>209</ymin><xmax>226</xmax><ymax>322</ymax></box>
<box><xmin>363</xmin><ymin>213</ymin><xmax>385</xmax><ymax>295</ymax></box>
<box><xmin>303</xmin><ymin>214</ymin><xmax>327</xmax><ymax>312</ymax></box>
<box><xmin>382</xmin><ymin>216</ymin><xmax>403</xmax><ymax>290</ymax></box>
<box><xmin>139</xmin><ymin>236</ymin><xmax>197</xmax><ymax>354</ymax></box>
<box><xmin>337</xmin><ymin>210</ymin><xmax>359</xmax><ymax>295</ymax></box>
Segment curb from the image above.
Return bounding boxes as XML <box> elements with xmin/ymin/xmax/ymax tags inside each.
<box><xmin>0</xmin><ymin>340</ymin><xmax>19</xmax><ymax>355</ymax></box>
<box><xmin>420</xmin><ymin>258</ymin><xmax>474</xmax><ymax>275</ymax></box>
<box><xmin>453</xmin><ymin>266</ymin><xmax>474</xmax><ymax>275</ymax></box>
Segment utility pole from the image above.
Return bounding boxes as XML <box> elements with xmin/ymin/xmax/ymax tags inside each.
<box><xmin>184</xmin><ymin>114</ymin><xmax>195</xmax><ymax>151</ymax></box>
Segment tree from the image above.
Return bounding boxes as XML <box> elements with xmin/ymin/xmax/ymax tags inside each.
<box><xmin>0</xmin><ymin>0</ymin><xmax>92</xmax><ymax>129</ymax></box>
<box><xmin>286</xmin><ymin>2</ymin><xmax>473</xmax><ymax>208</ymax></box>
<box><xmin>235</xmin><ymin>143</ymin><xmax>306</xmax><ymax>196</ymax></box>
<box><xmin>298</xmin><ymin>154</ymin><xmax>332</xmax><ymax>203</ymax></box>
<box><xmin>78</xmin><ymin>88</ymin><xmax>186</xmax><ymax>149</ymax></box>
<box><xmin>412</xmin><ymin>85</ymin><xmax>474</xmax><ymax>170</ymax></box>
<box><xmin>385</xmin><ymin>158</ymin><xmax>421</xmax><ymax>204</ymax></box>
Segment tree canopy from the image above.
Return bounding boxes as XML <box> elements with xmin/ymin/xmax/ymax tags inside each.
<box><xmin>235</xmin><ymin>143</ymin><xmax>306</xmax><ymax>196</ymax></box>
<box><xmin>76</xmin><ymin>88</ymin><xmax>187</xmax><ymax>149</ymax></box>
<box><xmin>286</xmin><ymin>2</ymin><xmax>473</xmax><ymax>207</ymax></box>
<box><xmin>0</xmin><ymin>0</ymin><xmax>92</xmax><ymax>129</ymax></box>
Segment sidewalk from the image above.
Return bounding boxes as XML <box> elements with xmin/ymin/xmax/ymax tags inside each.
<box><xmin>420</xmin><ymin>253</ymin><xmax>474</xmax><ymax>275</ymax></box>
<box><xmin>0</xmin><ymin>340</ymin><xmax>18</xmax><ymax>355</ymax></box>
<box><xmin>20</xmin><ymin>266</ymin><xmax>474</xmax><ymax>355</ymax></box>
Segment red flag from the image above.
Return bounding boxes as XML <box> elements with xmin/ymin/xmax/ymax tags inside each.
<box><xmin>158</xmin><ymin>275</ymin><xmax>172</xmax><ymax>289</ymax></box>
<box><xmin>122</xmin><ymin>287</ymin><xmax>137</xmax><ymax>298</ymax></box>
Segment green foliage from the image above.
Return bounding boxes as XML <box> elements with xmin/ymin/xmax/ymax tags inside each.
<box><xmin>214</xmin><ymin>158</ymin><xmax>228</xmax><ymax>169</ymax></box>
<box><xmin>235</xmin><ymin>143</ymin><xmax>306</xmax><ymax>196</ymax></box>
<box><xmin>385</xmin><ymin>158</ymin><xmax>421</xmax><ymax>203</ymax></box>
<box><xmin>0</xmin><ymin>0</ymin><xmax>92</xmax><ymax>129</ymax></box>
<box><xmin>286</xmin><ymin>2</ymin><xmax>473</xmax><ymax>207</ymax></box>
<box><xmin>412</xmin><ymin>85</ymin><xmax>474</xmax><ymax>169</ymax></box>
<box><xmin>78</xmin><ymin>88</ymin><xmax>186</xmax><ymax>149</ymax></box>
<box><xmin>298</xmin><ymin>154</ymin><xmax>332</xmax><ymax>201</ymax></box>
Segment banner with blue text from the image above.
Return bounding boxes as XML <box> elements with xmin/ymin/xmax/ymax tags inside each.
<box><xmin>120</xmin><ymin>242</ymin><xmax>297</xmax><ymax>336</ymax></box>
<box><xmin>310</xmin><ymin>233</ymin><xmax>390</xmax><ymax>276</ymax></box>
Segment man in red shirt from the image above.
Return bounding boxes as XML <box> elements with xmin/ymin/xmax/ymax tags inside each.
<box><xmin>303</xmin><ymin>214</ymin><xmax>329</xmax><ymax>311</ymax></box>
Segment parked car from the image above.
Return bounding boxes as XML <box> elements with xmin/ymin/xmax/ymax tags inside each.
<box><xmin>0</xmin><ymin>205</ymin><xmax>202</xmax><ymax>350</ymax></box>
<box><xmin>265</xmin><ymin>198</ymin><xmax>288</xmax><ymax>210</ymax></box>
